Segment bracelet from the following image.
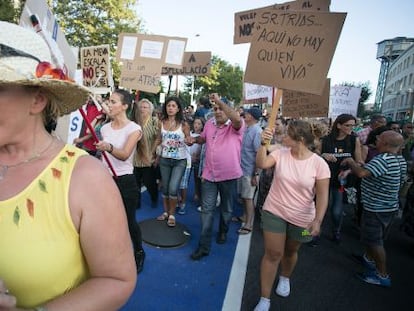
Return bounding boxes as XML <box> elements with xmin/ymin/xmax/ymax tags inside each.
<box><xmin>108</xmin><ymin>143</ymin><xmax>114</xmax><ymax>153</ymax></box>
<box><xmin>260</xmin><ymin>141</ymin><xmax>267</xmax><ymax>146</ymax></box>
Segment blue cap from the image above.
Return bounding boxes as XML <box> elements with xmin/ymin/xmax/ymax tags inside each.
<box><xmin>245</xmin><ymin>107</ymin><xmax>262</xmax><ymax>120</ymax></box>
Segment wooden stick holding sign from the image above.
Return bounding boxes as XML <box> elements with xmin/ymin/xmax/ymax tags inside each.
<box><xmin>78</xmin><ymin>107</ymin><xmax>117</xmax><ymax>178</ymax></box>
<box><xmin>264</xmin><ymin>88</ymin><xmax>283</xmax><ymax>145</ymax></box>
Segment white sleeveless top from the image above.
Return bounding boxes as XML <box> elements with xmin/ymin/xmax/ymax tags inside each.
<box><xmin>161</xmin><ymin>123</ymin><xmax>187</xmax><ymax>160</ymax></box>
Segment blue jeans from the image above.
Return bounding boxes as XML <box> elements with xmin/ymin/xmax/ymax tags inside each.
<box><xmin>329</xmin><ymin>186</ymin><xmax>344</xmax><ymax>233</ymax></box>
<box><xmin>159</xmin><ymin>157</ymin><xmax>187</xmax><ymax>199</ymax></box>
<box><xmin>198</xmin><ymin>179</ymin><xmax>237</xmax><ymax>252</ymax></box>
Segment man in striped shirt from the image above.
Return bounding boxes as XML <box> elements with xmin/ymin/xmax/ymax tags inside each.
<box><xmin>342</xmin><ymin>130</ymin><xmax>406</xmax><ymax>287</ymax></box>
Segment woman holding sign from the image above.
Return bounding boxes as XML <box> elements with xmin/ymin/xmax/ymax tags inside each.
<box><xmin>254</xmin><ymin>120</ymin><xmax>330</xmax><ymax>311</ymax></box>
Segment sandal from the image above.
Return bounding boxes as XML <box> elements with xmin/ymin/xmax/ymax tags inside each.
<box><xmin>157</xmin><ymin>212</ymin><xmax>168</xmax><ymax>221</ymax></box>
<box><xmin>238</xmin><ymin>227</ymin><xmax>252</xmax><ymax>235</ymax></box>
<box><xmin>167</xmin><ymin>215</ymin><xmax>176</xmax><ymax>227</ymax></box>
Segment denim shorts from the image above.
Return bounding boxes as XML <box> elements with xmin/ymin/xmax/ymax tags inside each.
<box><xmin>261</xmin><ymin>210</ymin><xmax>312</xmax><ymax>243</ymax></box>
<box><xmin>360</xmin><ymin>209</ymin><xmax>397</xmax><ymax>246</ymax></box>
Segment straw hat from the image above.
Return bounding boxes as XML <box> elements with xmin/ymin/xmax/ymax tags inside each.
<box><xmin>0</xmin><ymin>21</ymin><xmax>89</xmax><ymax>116</ymax></box>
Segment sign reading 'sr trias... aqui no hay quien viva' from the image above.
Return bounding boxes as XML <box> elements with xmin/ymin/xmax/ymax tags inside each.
<box><xmin>244</xmin><ymin>11</ymin><xmax>346</xmax><ymax>96</ymax></box>
<box><xmin>80</xmin><ymin>44</ymin><xmax>111</xmax><ymax>88</ymax></box>
<box><xmin>234</xmin><ymin>0</ymin><xmax>331</xmax><ymax>44</ymax></box>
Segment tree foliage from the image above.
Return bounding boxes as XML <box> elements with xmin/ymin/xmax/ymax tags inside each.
<box><xmin>183</xmin><ymin>55</ymin><xmax>244</xmax><ymax>105</ymax></box>
<box><xmin>0</xmin><ymin>0</ymin><xmax>18</xmax><ymax>22</ymax></box>
<box><xmin>341</xmin><ymin>81</ymin><xmax>373</xmax><ymax>118</ymax></box>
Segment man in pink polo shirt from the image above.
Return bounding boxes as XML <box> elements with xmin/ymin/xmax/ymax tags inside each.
<box><xmin>189</xmin><ymin>93</ymin><xmax>245</xmax><ymax>260</ymax></box>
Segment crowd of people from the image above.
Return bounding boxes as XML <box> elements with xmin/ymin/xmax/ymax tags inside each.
<box><xmin>1</xmin><ymin>21</ymin><xmax>414</xmax><ymax>311</ymax></box>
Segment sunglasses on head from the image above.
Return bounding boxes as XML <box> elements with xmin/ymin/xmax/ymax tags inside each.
<box><xmin>0</xmin><ymin>43</ymin><xmax>41</xmax><ymax>63</ymax></box>
<box><xmin>0</xmin><ymin>43</ymin><xmax>72</xmax><ymax>81</ymax></box>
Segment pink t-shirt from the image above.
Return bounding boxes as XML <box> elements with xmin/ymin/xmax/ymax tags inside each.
<box><xmin>263</xmin><ymin>148</ymin><xmax>330</xmax><ymax>228</ymax></box>
<box><xmin>201</xmin><ymin>118</ymin><xmax>245</xmax><ymax>182</ymax></box>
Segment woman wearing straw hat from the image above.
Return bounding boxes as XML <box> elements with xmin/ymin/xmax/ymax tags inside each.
<box><xmin>0</xmin><ymin>22</ymin><xmax>136</xmax><ymax>310</ymax></box>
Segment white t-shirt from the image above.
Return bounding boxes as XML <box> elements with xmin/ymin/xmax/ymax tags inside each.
<box><xmin>101</xmin><ymin>121</ymin><xmax>142</xmax><ymax>176</ymax></box>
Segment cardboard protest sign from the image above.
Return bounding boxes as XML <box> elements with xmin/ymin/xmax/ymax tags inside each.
<box><xmin>162</xmin><ymin>51</ymin><xmax>211</xmax><ymax>76</ymax></box>
<box><xmin>116</xmin><ymin>33</ymin><xmax>187</xmax><ymax>69</ymax></box>
<box><xmin>244</xmin><ymin>11</ymin><xmax>346</xmax><ymax>95</ymax></box>
<box><xmin>234</xmin><ymin>0</ymin><xmax>331</xmax><ymax>44</ymax></box>
<box><xmin>80</xmin><ymin>45</ymin><xmax>111</xmax><ymax>88</ymax></box>
<box><xmin>19</xmin><ymin>0</ymin><xmax>77</xmax><ymax>78</ymax></box>
<box><xmin>329</xmin><ymin>85</ymin><xmax>361</xmax><ymax>120</ymax></box>
<box><xmin>282</xmin><ymin>79</ymin><xmax>330</xmax><ymax>118</ymax></box>
<box><xmin>119</xmin><ymin>61</ymin><xmax>162</xmax><ymax>93</ymax></box>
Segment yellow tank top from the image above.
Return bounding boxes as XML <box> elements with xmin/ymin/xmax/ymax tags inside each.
<box><xmin>0</xmin><ymin>145</ymin><xmax>89</xmax><ymax>308</ymax></box>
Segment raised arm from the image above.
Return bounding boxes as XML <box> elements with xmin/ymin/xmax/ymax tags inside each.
<box><xmin>210</xmin><ymin>93</ymin><xmax>242</xmax><ymax>130</ymax></box>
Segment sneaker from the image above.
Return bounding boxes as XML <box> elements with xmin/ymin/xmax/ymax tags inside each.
<box><xmin>275</xmin><ymin>276</ymin><xmax>290</xmax><ymax>297</ymax></box>
<box><xmin>178</xmin><ymin>206</ymin><xmax>186</xmax><ymax>215</ymax></box>
<box><xmin>352</xmin><ymin>253</ymin><xmax>376</xmax><ymax>271</ymax></box>
<box><xmin>253</xmin><ymin>297</ymin><xmax>270</xmax><ymax>311</ymax></box>
<box><xmin>357</xmin><ymin>271</ymin><xmax>391</xmax><ymax>287</ymax></box>
<box><xmin>197</xmin><ymin>206</ymin><xmax>202</xmax><ymax>212</ymax></box>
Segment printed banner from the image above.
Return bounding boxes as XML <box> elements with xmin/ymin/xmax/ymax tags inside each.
<box><xmin>20</xmin><ymin>0</ymin><xmax>77</xmax><ymax>78</ymax></box>
<box><xmin>244</xmin><ymin>83</ymin><xmax>273</xmax><ymax>105</ymax></box>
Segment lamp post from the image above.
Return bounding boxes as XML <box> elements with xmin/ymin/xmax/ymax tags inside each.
<box><xmin>190</xmin><ymin>75</ymin><xmax>196</xmax><ymax>105</ymax></box>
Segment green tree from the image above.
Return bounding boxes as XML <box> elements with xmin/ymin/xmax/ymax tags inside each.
<box><xmin>0</xmin><ymin>0</ymin><xmax>18</xmax><ymax>22</ymax></box>
<box><xmin>341</xmin><ymin>81</ymin><xmax>373</xmax><ymax>118</ymax></box>
<box><xmin>183</xmin><ymin>55</ymin><xmax>244</xmax><ymax>105</ymax></box>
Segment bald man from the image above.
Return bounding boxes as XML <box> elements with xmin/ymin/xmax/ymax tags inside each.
<box><xmin>342</xmin><ymin>130</ymin><xmax>406</xmax><ymax>287</ymax></box>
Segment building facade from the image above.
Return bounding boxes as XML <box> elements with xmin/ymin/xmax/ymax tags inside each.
<box><xmin>381</xmin><ymin>43</ymin><xmax>414</xmax><ymax>121</ymax></box>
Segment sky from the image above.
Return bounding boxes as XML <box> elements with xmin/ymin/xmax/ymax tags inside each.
<box><xmin>136</xmin><ymin>0</ymin><xmax>414</xmax><ymax>102</ymax></box>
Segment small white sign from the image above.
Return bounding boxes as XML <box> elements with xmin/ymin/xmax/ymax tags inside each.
<box><xmin>140</xmin><ymin>40</ymin><xmax>164</xmax><ymax>59</ymax></box>
<box><xmin>120</xmin><ymin>36</ymin><xmax>138</xmax><ymax>60</ymax></box>
<box><xmin>165</xmin><ymin>39</ymin><xmax>186</xmax><ymax>65</ymax></box>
